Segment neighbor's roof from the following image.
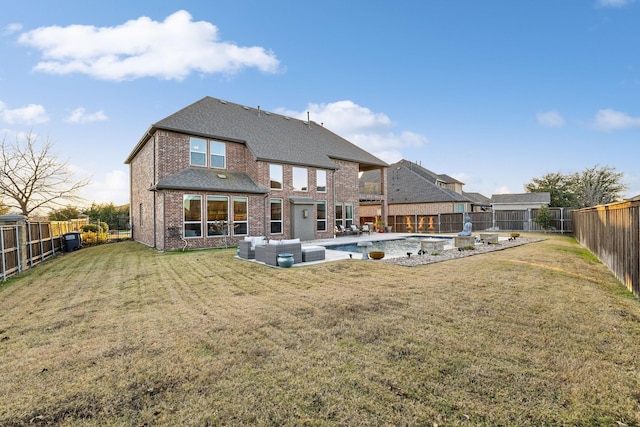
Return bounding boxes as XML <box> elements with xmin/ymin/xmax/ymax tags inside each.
<box><xmin>126</xmin><ymin>96</ymin><xmax>387</xmax><ymax>171</ymax></box>
<box><xmin>463</xmin><ymin>192</ymin><xmax>492</xmax><ymax>205</ymax></box>
<box><xmin>154</xmin><ymin>168</ymin><xmax>269</xmax><ymax>194</ymax></box>
<box><xmin>491</xmin><ymin>192</ymin><xmax>551</xmax><ymax>204</ymax></box>
<box><xmin>361</xmin><ymin>159</ymin><xmax>472</xmax><ymax>204</ymax></box>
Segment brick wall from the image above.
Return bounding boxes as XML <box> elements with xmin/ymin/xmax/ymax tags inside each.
<box><xmin>129</xmin><ymin>136</ymin><xmax>156</xmax><ymax>247</ymax></box>
<box><xmin>129</xmin><ymin>129</ymin><xmax>373</xmax><ymax>249</ymax></box>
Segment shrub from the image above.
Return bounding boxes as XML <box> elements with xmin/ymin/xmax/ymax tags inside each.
<box><xmin>82</xmin><ymin>222</ymin><xmax>109</xmax><ymax>233</ymax></box>
<box><xmin>82</xmin><ymin>231</ymin><xmax>108</xmax><ymax>245</ymax></box>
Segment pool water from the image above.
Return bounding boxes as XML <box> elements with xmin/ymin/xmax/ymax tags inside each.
<box><xmin>325</xmin><ymin>236</ymin><xmax>452</xmax><ymax>259</ymax></box>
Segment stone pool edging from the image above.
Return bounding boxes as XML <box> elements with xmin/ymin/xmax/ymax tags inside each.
<box><xmin>382</xmin><ymin>237</ymin><xmax>543</xmax><ymax>267</ymax></box>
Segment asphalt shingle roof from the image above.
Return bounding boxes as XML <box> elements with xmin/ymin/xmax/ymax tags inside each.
<box><xmin>155</xmin><ymin>168</ymin><xmax>269</xmax><ymax>194</ymax></box>
<box><xmin>361</xmin><ymin>159</ymin><xmax>473</xmax><ymax>204</ymax></box>
<box><xmin>127</xmin><ymin>96</ymin><xmax>387</xmax><ymax>171</ymax></box>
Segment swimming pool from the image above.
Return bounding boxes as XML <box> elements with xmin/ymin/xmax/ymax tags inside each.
<box><xmin>325</xmin><ymin>236</ymin><xmax>453</xmax><ymax>259</ymax></box>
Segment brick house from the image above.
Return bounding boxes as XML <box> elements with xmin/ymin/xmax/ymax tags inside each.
<box><xmin>359</xmin><ymin>159</ymin><xmax>486</xmax><ymax>232</ymax></box>
<box><xmin>125</xmin><ymin>96</ymin><xmax>388</xmax><ymax>250</ymax></box>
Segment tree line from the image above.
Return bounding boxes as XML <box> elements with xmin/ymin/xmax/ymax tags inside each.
<box><xmin>0</xmin><ymin>131</ymin><xmax>630</xmax><ymax>229</ymax></box>
<box><xmin>525</xmin><ymin>165</ymin><xmax>628</xmax><ymax>209</ymax></box>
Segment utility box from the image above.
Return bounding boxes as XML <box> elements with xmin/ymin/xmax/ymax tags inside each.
<box><xmin>63</xmin><ymin>232</ymin><xmax>82</xmax><ymax>252</ymax></box>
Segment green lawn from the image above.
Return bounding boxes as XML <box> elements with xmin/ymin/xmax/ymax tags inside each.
<box><xmin>1</xmin><ymin>235</ymin><xmax>639</xmax><ymax>426</ymax></box>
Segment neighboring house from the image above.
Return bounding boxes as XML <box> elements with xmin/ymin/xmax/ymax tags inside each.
<box><xmin>463</xmin><ymin>192</ymin><xmax>492</xmax><ymax>211</ymax></box>
<box><xmin>125</xmin><ymin>96</ymin><xmax>388</xmax><ymax>250</ymax></box>
<box><xmin>491</xmin><ymin>192</ymin><xmax>551</xmax><ymax>211</ymax></box>
<box><xmin>359</xmin><ymin>159</ymin><xmax>484</xmax><ymax>233</ymax></box>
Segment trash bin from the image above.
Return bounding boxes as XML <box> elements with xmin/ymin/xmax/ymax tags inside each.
<box><xmin>63</xmin><ymin>232</ymin><xmax>82</xmax><ymax>252</ymax></box>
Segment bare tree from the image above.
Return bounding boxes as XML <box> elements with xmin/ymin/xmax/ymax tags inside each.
<box><xmin>0</xmin><ymin>132</ymin><xmax>91</xmax><ymax>217</ymax></box>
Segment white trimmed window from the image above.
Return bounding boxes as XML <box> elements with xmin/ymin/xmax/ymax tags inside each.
<box><xmin>190</xmin><ymin>137</ymin><xmax>226</xmax><ymax>168</ymax></box>
<box><xmin>345</xmin><ymin>203</ymin><xmax>353</xmax><ymax>228</ymax></box>
<box><xmin>292</xmin><ymin>167</ymin><xmax>308</xmax><ymax>191</ymax></box>
<box><xmin>184</xmin><ymin>195</ymin><xmax>202</xmax><ymax>237</ymax></box>
<box><xmin>190</xmin><ymin>137</ymin><xmax>207</xmax><ymax>166</ymax></box>
<box><xmin>270</xmin><ymin>199</ymin><xmax>283</xmax><ymax>234</ymax></box>
<box><xmin>317</xmin><ymin>200</ymin><xmax>327</xmax><ymax>232</ymax></box>
<box><xmin>207</xmin><ymin>196</ymin><xmax>229</xmax><ymax>236</ymax></box>
<box><xmin>270</xmin><ymin>164</ymin><xmax>283</xmax><ymax>190</ymax></box>
<box><xmin>233</xmin><ymin>197</ymin><xmax>248</xmax><ymax>236</ymax></box>
<box><xmin>316</xmin><ymin>170</ymin><xmax>327</xmax><ymax>192</ymax></box>
<box><xmin>210</xmin><ymin>140</ymin><xmax>226</xmax><ymax>169</ymax></box>
<box><xmin>335</xmin><ymin>202</ymin><xmax>343</xmax><ymax>228</ymax></box>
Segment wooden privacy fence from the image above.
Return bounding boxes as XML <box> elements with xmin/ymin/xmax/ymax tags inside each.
<box><xmin>387</xmin><ymin>208</ymin><xmax>573</xmax><ymax>234</ymax></box>
<box><xmin>573</xmin><ymin>200</ymin><xmax>640</xmax><ymax>297</ymax></box>
<box><xmin>0</xmin><ymin>215</ymin><xmax>88</xmax><ymax>281</ymax></box>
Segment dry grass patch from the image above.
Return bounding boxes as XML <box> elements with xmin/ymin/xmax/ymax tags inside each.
<box><xmin>1</xmin><ymin>235</ymin><xmax>640</xmax><ymax>426</ymax></box>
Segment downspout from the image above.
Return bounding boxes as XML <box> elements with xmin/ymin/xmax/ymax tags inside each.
<box><xmin>264</xmin><ymin>193</ymin><xmax>269</xmax><ymax>237</ymax></box>
<box><xmin>332</xmin><ymin>169</ymin><xmax>336</xmax><ymax>237</ymax></box>
<box><xmin>152</xmin><ymin>133</ymin><xmax>157</xmax><ymax>249</ymax></box>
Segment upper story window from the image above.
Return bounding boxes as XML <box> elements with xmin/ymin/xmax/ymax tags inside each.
<box><xmin>270</xmin><ymin>164</ymin><xmax>283</xmax><ymax>190</ymax></box>
<box><xmin>190</xmin><ymin>137</ymin><xmax>207</xmax><ymax>166</ymax></box>
<box><xmin>316</xmin><ymin>170</ymin><xmax>327</xmax><ymax>192</ymax></box>
<box><xmin>190</xmin><ymin>137</ymin><xmax>226</xmax><ymax>169</ymax></box>
<box><xmin>210</xmin><ymin>140</ymin><xmax>225</xmax><ymax>169</ymax></box>
<box><xmin>292</xmin><ymin>167</ymin><xmax>308</xmax><ymax>192</ymax></box>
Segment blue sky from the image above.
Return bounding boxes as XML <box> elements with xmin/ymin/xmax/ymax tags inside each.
<box><xmin>1</xmin><ymin>0</ymin><xmax>639</xmax><ymax>208</ymax></box>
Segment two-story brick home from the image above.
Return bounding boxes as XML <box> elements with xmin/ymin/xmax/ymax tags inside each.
<box><xmin>125</xmin><ymin>96</ymin><xmax>388</xmax><ymax>250</ymax></box>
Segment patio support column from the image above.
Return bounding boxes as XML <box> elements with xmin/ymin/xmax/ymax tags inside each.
<box><xmin>380</xmin><ymin>167</ymin><xmax>389</xmax><ymax>228</ymax></box>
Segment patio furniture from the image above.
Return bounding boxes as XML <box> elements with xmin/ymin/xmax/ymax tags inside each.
<box><xmin>238</xmin><ymin>236</ymin><xmax>266</xmax><ymax>259</ymax></box>
<box><xmin>350</xmin><ymin>225</ymin><xmax>362</xmax><ymax>235</ymax></box>
<box><xmin>255</xmin><ymin>239</ymin><xmax>302</xmax><ymax>266</ymax></box>
<box><xmin>302</xmin><ymin>246</ymin><xmax>325</xmax><ymax>262</ymax></box>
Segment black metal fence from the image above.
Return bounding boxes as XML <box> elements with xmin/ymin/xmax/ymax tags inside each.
<box><xmin>385</xmin><ymin>208</ymin><xmax>573</xmax><ymax>234</ymax></box>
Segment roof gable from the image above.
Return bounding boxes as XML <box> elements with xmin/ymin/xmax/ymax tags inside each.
<box><xmin>127</xmin><ymin>96</ymin><xmax>387</xmax><ymax>170</ymax></box>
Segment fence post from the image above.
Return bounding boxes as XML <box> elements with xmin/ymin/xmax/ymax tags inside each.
<box><xmin>1</xmin><ymin>227</ymin><xmax>5</xmax><ymax>282</ymax></box>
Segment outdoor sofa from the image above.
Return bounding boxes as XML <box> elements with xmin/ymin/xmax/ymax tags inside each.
<box><xmin>255</xmin><ymin>238</ymin><xmax>303</xmax><ymax>266</ymax></box>
<box><xmin>238</xmin><ymin>236</ymin><xmax>266</xmax><ymax>259</ymax></box>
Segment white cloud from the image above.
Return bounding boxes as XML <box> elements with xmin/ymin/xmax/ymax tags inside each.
<box><xmin>2</xmin><ymin>23</ymin><xmax>22</xmax><ymax>36</ymax></box>
<box><xmin>65</xmin><ymin>107</ymin><xmax>108</xmax><ymax>123</ymax></box>
<box><xmin>79</xmin><ymin>169</ymin><xmax>129</xmax><ymax>206</ymax></box>
<box><xmin>536</xmin><ymin>110</ymin><xmax>565</xmax><ymax>128</ymax></box>
<box><xmin>0</xmin><ymin>101</ymin><xmax>49</xmax><ymax>124</ymax></box>
<box><xmin>17</xmin><ymin>10</ymin><xmax>281</xmax><ymax>81</ymax></box>
<box><xmin>597</xmin><ymin>0</ymin><xmax>635</xmax><ymax>7</ymax></box>
<box><xmin>593</xmin><ymin>108</ymin><xmax>640</xmax><ymax>131</ymax></box>
<box><xmin>276</xmin><ymin>100</ymin><xmax>427</xmax><ymax>163</ymax></box>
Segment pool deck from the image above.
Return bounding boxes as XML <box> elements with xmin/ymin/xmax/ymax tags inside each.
<box><xmin>238</xmin><ymin>232</ymin><xmax>512</xmax><ymax>266</ymax></box>
<box><xmin>308</xmin><ymin>232</ymin><xmax>459</xmax><ymax>263</ymax></box>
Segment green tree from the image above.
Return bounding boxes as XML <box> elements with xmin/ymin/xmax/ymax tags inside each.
<box><xmin>83</xmin><ymin>202</ymin><xmax>129</xmax><ymax>230</ymax></box>
<box><xmin>533</xmin><ymin>204</ymin><xmax>554</xmax><ymax>232</ymax></box>
<box><xmin>48</xmin><ymin>206</ymin><xmax>82</xmax><ymax>221</ymax></box>
<box><xmin>573</xmin><ymin>165</ymin><xmax>627</xmax><ymax>208</ymax></box>
<box><xmin>526</xmin><ymin>165</ymin><xmax>627</xmax><ymax>209</ymax></box>
<box><xmin>525</xmin><ymin>172</ymin><xmax>577</xmax><ymax>208</ymax></box>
